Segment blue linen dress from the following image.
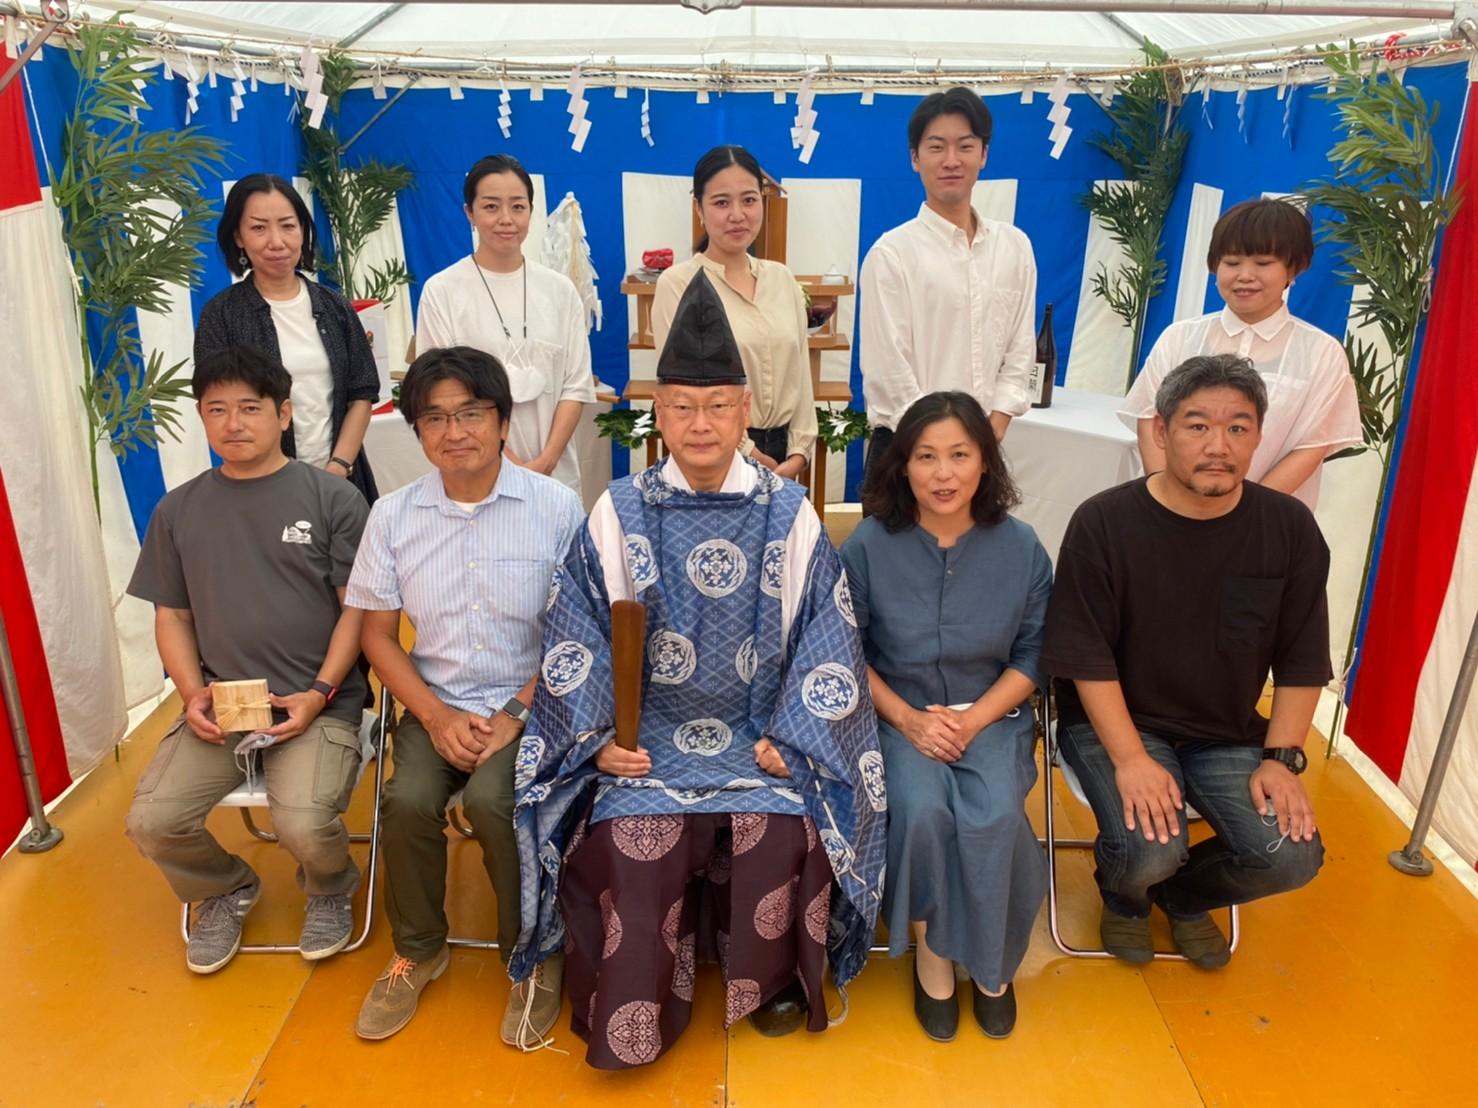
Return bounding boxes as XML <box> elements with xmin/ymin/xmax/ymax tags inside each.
<box><xmin>839</xmin><ymin>514</ymin><xmax>1052</xmax><ymax>989</ymax></box>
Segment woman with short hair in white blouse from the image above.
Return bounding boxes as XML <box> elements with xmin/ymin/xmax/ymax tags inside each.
<box><xmin>1120</xmin><ymin>198</ymin><xmax>1362</xmax><ymax>509</ymax></box>
<box><xmin>652</xmin><ymin>145</ymin><xmax>817</xmax><ymax>481</ymax></box>
<box><xmin>415</xmin><ymin>154</ymin><xmax>597</xmax><ymax>495</ymax></box>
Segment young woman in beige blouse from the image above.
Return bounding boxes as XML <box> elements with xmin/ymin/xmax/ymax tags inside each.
<box><xmin>652</xmin><ymin>145</ymin><xmax>817</xmax><ymax>481</ymax></box>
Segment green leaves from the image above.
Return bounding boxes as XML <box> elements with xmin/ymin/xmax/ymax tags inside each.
<box><xmin>56</xmin><ymin>19</ymin><xmax>227</xmax><ymax>483</ymax></box>
<box><xmin>1079</xmin><ymin>40</ymin><xmax>1192</xmax><ymax>390</ymax></box>
<box><xmin>815</xmin><ymin>406</ymin><xmax>869</xmax><ymax>454</ymax></box>
<box><xmin>594</xmin><ymin>408</ymin><xmax>660</xmax><ymax>450</ymax></box>
<box><xmin>1300</xmin><ymin>45</ymin><xmax>1462</xmax><ymax>463</ymax></box>
<box><xmin>83</xmin><ymin>330</ymin><xmax>195</xmax><ymax>456</ymax></box>
<box><xmin>297</xmin><ymin>51</ymin><xmax>414</xmax><ymax>305</ymax></box>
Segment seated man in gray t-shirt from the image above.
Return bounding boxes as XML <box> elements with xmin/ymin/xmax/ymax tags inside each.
<box><xmin>125</xmin><ymin>346</ymin><xmax>370</xmax><ymax>975</ymax></box>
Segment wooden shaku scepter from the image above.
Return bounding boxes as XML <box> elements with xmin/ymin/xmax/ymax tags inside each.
<box><xmin>610</xmin><ymin>599</ymin><xmax>647</xmax><ymax>751</ymax></box>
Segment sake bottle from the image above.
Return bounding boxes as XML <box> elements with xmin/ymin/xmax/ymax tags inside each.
<box><xmin>1031</xmin><ymin>303</ymin><xmax>1057</xmax><ymax>409</ymax></box>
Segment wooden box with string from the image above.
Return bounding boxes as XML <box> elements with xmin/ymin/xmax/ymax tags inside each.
<box><xmin>211</xmin><ymin>679</ymin><xmax>273</xmax><ymax>733</ymax></box>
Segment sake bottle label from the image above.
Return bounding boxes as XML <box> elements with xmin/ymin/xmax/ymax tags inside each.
<box><xmin>1031</xmin><ymin>359</ymin><xmax>1048</xmax><ymax>404</ymax></box>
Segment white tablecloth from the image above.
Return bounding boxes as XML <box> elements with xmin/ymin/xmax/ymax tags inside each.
<box><xmin>1002</xmin><ymin>387</ymin><xmax>1140</xmax><ymax>563</ymax></box>
<box><xmin>363</xmin><ymin>391</ymin><xmax>615</xmax><ymax>511</ymax></box>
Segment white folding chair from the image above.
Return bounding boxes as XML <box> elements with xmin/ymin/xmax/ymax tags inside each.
<box><xmin>1036</xmin><ymin>685</ymin><xmax>1240</xmax><ymax>961</ymax></box>
<box><xmin>178</xmin><ymin>688</ymin><xmax>394</xmax><ymax>955</ymax></box>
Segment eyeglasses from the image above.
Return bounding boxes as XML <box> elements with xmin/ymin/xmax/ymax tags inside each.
<box><xmin>660</xmin><ymin>400</ymin><xmax>740</xmax><ymax>422</ymax></box>
<box><xmin>415</xmin><ymin>405</ymin><xmax>498</xmax><ymax>434</ymax></box>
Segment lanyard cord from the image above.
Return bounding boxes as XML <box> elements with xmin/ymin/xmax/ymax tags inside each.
<box><xmin>472</xmin><ymin>256</ymin><xmax>528</xmax><ymax>342</ymax></box>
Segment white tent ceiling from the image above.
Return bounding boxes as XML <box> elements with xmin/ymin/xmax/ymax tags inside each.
<box><xmin>74</xmin><ymin>1</ymin><xmax>1461</xmax><ymax>69</ymax></box>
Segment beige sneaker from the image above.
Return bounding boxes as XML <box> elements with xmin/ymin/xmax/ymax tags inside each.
<box><xmin>501</xmin><ymin>953</ymin><xmax>564</xmax><ymax>1050</ymax></box>
<box><xmin>355</xmin><ymin>946</ymin><xmax>450</xmax><ymax>1041</ymax></box>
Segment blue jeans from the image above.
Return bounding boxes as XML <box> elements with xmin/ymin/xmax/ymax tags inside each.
<box><xmin>1057</xmin><ymin>721</ymin><xmax>1324</xmax><ymax>919</ymax></box>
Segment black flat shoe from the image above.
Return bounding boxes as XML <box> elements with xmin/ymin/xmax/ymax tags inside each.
<box><xmin>748</xmin><ymin>980</ymin><xmax>808</xmax><ymax>1038</ymax></box>
<box><xmin>972</xmin><ymin>982</ymin><xmax>1016</xmax><ymax>1039</ymax></box>
<box><xmin>913</xmin><ymin>962</ymin><xmax>958</xmax><ymax>1042</ymax></box>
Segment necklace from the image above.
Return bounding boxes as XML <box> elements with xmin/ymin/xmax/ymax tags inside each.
<box><xmin>472</xmin><ymin>256</ymin><xmax>527</xmax><ymax>341</ymax></box>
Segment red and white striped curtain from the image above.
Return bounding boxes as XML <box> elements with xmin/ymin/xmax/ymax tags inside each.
<box><xmin>1347</xmin><ymin>81</ymin><xmax>1478</xmax><ymax>868</ymax></box>
<box><xmin>0</xmin><ymin>78</ymin><xmax>128</xmax><ymax>846</ymax></box>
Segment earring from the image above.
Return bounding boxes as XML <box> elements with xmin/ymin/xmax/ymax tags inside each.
<box><xmin>239</xmin><ymin>252</ymin><xmax>249</xmax><ymax>269</ymax></box>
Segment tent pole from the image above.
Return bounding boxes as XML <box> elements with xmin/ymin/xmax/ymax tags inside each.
<box><xmin>1389</xmin><ymin>602</ymin><xmax>1478</xmax><ymax>876</ymax></box>
<box><xmin>0</xmin><ymin>0</ymin><xmax>68</xmax><ymax>95</ymax></box>
<box><xmin>301</xmin><ymin>0</ymin><xmax>1460</xmax><ymax>18</ymax></box>
<box><xmin>336</xmin><ymin>3</ymin><xmax>407</xmax><ymax>49</ymax></box>
<box><xmin>339</xmin><ymin>74</ymin><xmax>419</xmax><ymax>154</ymax></box>
<box><xmin>0</xmin><ymin>605</ymin><xmax>63</xmax><ymax>854</ymax></box>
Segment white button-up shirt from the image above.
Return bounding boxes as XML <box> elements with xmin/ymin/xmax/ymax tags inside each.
<box><xmin>346</xmin><ymin>461</ymin><xmax>584</xmax><ymax>715</ymax></box>
<box><xmin>1119</xmin><ymin>305</ymin><xmax>1362</xmax><ymax>509</ymax></box>
<box><xmin>860</xmin><ymin>203</ymin><xmax>1038</xmax><ymax>430</ymax></box>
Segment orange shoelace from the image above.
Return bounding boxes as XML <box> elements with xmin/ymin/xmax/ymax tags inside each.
<box><xmin>382</xmin><ymin>955</ymin><xmax>418</xmax><ymax>991</ymax></box>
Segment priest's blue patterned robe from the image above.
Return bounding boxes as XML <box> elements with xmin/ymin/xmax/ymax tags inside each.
<box><xmin>510</xmin><ymin>454</ymin><xmax>885</xmax><ymax>985</ymax></box>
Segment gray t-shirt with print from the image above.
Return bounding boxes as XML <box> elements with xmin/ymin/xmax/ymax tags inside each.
<box><xmin>128</xmin><ymin>460</ymin><xmax>369</xmax><ymax>726</ymax></box>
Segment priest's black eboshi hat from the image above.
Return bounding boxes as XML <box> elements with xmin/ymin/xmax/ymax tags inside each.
<box><xmin>655</xmin><ymin>269</ymin><xmax>747</xmax><ymax>387</ymax></box>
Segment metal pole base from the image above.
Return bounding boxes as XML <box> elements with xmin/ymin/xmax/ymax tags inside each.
<box><xmin>1388</xmin><ymin>847</ymin><xmax>1435</xmax><ymax>876</ymax></box>
<box><xmin>16</xmin><ymin>825</ymin><xmax>64</xmax><ymax>854</ymax></box>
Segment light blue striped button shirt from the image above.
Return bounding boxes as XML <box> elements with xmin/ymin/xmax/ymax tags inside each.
<box><xmin>346</xmin><ymin>462</ymin><xmax>584</xmax><ymax>716</ymax></box>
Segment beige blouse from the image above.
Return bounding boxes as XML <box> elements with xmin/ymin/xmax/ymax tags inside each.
<box><xmin>652</xmin><ymin>253</ymin><xmax>818</xmax><ymax>461</ymax></box>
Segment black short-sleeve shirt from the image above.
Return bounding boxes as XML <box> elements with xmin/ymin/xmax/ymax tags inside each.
<box><xmin>1040</xmin><ymin>478</ymin><xmax>1331</xmax><ymax>746</ymax></box>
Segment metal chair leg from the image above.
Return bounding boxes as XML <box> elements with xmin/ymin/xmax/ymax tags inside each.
<box><xmin>241</xmin><ymin>807</ymin><xmax>277</xmax><ymax>842</ymax></box>
<box><xmin>240</xmin><ymin>802</ymin><xmax>377</xmax><ymax>845</ymax></box>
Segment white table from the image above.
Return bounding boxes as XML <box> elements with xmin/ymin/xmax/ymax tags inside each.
<box><xmin>362</xmin><ymin>391</ymin><xmax>616</xmax><ymax>511</ymax></box>
<box><xmin>1002</xmin><ymin>387</ymin><xmax>1140</xmax><ymax>563</ymax></box>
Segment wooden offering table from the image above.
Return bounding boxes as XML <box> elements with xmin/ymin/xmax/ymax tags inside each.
<box><xmin>620</xmin><ymin>273</ymin><xmax>854</xmax><ymax>522</ymax></box>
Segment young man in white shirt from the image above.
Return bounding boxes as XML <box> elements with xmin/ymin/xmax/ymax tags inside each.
<box><xmin>860</xmin><ymin>86</ymin><xmax>1038</xmax><ymax>489</ymax></box>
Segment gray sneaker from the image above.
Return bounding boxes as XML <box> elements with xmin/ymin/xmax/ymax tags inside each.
<box><xmin>300</xmin><ymin>893</ymin><xmax>354</xmax><ymax>961</ymax></box>
<box><xmin>186</xmin><ymin>876</ymin><xmax>262</xmax><ymax>974</ymax></box>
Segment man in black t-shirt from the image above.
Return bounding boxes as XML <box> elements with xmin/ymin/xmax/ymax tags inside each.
<box><xmin>125</xmin><ymin>347</ymin><xmax>369</xmax><ymax>975</ymax></box>
<box><xmin>1041</xmin><ymin>353</ymin><xmax>1327</xmax><ymax>969</ymax></box>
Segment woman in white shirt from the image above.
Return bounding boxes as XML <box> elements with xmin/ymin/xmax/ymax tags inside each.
<box><xmin>196</xmin><ymin>175</ymin><xmax>381</xmax><ymax>502</ymax></box>
<box><xmin>652</xmin><ymin>145</ymin><xmax>817</xmax><ymax>481</ymax></box>
<box><xmin>1120</xmin><ymin>198</ymin><xmax>1361</xmax><ymax>509</ymax></box>
<box><xmin>415</xmin><ymin>155</ymin><xmax>597</xmax><ymax>495</ymax></box>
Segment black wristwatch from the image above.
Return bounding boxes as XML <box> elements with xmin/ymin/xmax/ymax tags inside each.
<box><xmin>329</xmin><ymin>455</ymin><xmax>355</xmax><ymax>476</ymax></box>
<box><xmin>1262</xmin><ymin>747</ymin><xmax>1308</xmax><ymax>775</ymax></box>
<box><xmin>501</xmin><ymin>696</ymin><xmax>530</xmax><ymax>725</ymax></box>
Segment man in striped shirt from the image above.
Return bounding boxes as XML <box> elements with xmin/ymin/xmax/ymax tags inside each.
<box><xmin>347</xmin><ymin>346</ymin><xmax>584</xmax><ymax>1047</ymax></box>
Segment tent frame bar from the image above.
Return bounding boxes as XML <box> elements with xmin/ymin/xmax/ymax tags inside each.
<box><xmin>0</xmin><ymin>0</ymin><xmax>67</xmax><ymax>95</ymax></box>
<box><xmin>289</xmin><ymin>0</ymin><xmax>1460</xmax><ymax>17</ymax></box>
<box><xmin>37</xmin><ymin>1</ymin><xmax>1464</xmax><ymax>72</ymax></box>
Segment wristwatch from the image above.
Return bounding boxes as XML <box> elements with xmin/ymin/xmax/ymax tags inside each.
<box><xmin>501</xmin><ymin>696</ymin><xmax>530</xmax><ymax>725</ymax></box>
<box><xmin>329</xmin><ymin>455</ymin><xmax>355</xmax><ymax>476</ymax></box>
<box><xmin>310</xmin><ymin>680</ymin><xmax>338</xmax><ymax>703</ymax></box>
<box><xmin>1262</xmin><ymin>747</ymin><xmax>1308</xmax><ymax>775</ymax></box>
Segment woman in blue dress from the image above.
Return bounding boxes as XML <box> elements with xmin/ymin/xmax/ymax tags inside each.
<box><xmin>840</xmin><ymin>391</ymin><xmax>1051</xmax><ymax>1042</ymax></box>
